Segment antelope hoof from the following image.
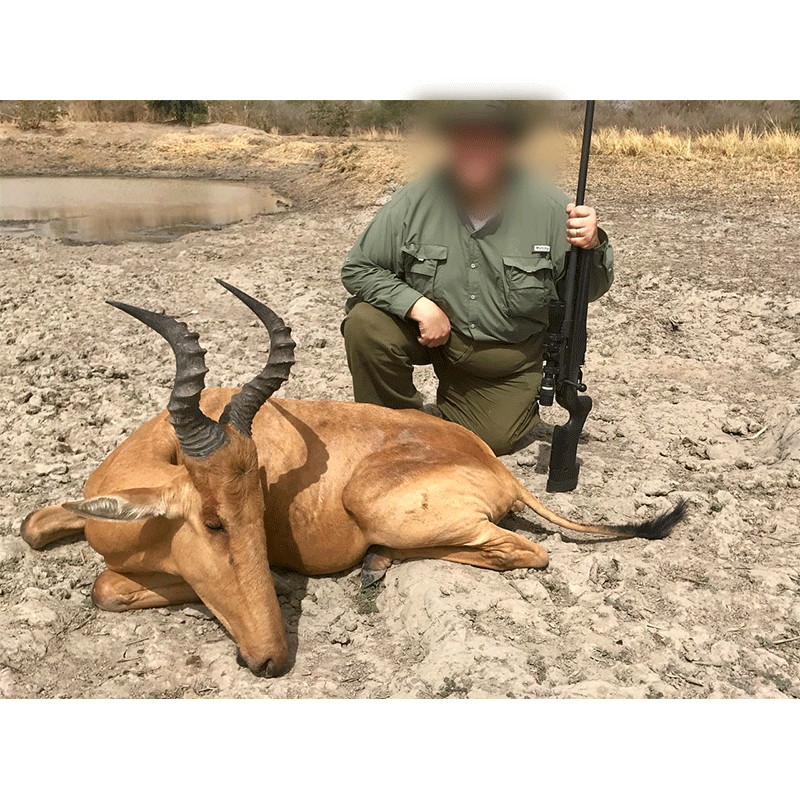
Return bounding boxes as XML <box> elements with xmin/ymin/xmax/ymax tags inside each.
<box><xmin>361</xmin><ymin>568</ymin><xmax>387</xmax><ymax>589</ymax></box>
<box><xmin>361</xmin><ymin>545</ymin><xmax>392</xmax><ymax>589</ymax></box>
<box><xmin>360</xmin><ymin>547</ymin><xmax>392</xmax><ymax>588</ymax></box>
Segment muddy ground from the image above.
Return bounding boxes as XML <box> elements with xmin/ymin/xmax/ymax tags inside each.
<box><xmin>1</xmin><ymin>122</ymin><xmax>798</xmax><ymax>698</ymax></box>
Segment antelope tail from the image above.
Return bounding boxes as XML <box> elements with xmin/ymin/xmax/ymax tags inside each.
<box><xmin>517</xmin><ymin>487</ymin><xmax>687</xmax><ymax>540</ymax></box>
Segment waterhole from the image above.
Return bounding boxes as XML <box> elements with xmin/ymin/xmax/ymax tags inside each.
<box><xmin>0</xmin><ymin>176</ymin><xmax>285</xmax><ymax>243</ymax></box>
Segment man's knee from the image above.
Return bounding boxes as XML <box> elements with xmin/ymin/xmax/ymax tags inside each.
<box><xmin>441</xmin><ymin>403</ymin><xmax>538</xmax><ymax>455</ymax></box>
<box><xmin>479</xmin><ymin>413</ymin><xmax>541</xmax><ymax>456</ymax></box>
<box><xmin>440</xmin><ymin>410</ymin><xmax>516</xmax><ymax>456</ymax></box>
<box><xmin>343</xmin><ymin>303</ymin><xmax>395</xmax><ymax>352</ymax></box>
<box><xmin>479</xmin><ymin>428</ymin><xmax>517</xmax><ymax>456</ymax></box>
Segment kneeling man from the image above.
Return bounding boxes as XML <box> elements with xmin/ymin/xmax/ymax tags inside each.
<box><xmin>341</xmin><ymin>102</ymin><xmax>614</xmax><ymax>455</ymax></box>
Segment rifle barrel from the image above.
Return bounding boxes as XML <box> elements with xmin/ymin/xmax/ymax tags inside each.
<box><xmin>575</xmin><ymin>101</ymin><xmax>595</xmax><ymax>206</ymax></box>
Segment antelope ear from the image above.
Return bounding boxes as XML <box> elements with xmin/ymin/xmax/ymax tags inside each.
<box><xmin>64</xmin><ymin>487</ymin><xmax>176</xmax><ymax>522</ymax></box>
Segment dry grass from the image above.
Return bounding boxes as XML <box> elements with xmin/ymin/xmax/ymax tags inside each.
<box><xmin>152</xmin><ymin>132</ymin><xmax>265</xmax><ymax>159</ymax></box>
<box><xmin>356</xmin><ymin>126</ymin><xmax>405</xmax><ymax>141</ymax></box>
<box><xmin>577</xmin><ymin>126</ymin><xmax>800</xmax><ymax>161</ymax></box>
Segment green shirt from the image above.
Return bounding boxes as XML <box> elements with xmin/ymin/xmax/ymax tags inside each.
<box><xmin>342</xmin><ymin>170</ymin><xmax>614</xmax><ymax>344</ymax></box>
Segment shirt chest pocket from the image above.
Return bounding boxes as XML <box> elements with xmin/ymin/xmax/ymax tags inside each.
<box><xmin>502</xmin><ymin>255</ymin><xmax>556</xmax><ymax>322</ymax></box>
<box><xmin>402</xmin><ymin>243</ymin><xmax>448</xmax><ymax>297</ymax></box>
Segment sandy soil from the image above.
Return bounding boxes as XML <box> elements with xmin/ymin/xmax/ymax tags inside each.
<box><xmin>1</xmin><ymin>122</ymin><xmax>798</xmax><ymax>698</ymax></box>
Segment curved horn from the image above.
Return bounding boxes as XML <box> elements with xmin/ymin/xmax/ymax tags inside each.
<box><xmin>214</xmin><ymin>279</ymin><xmax>296</xmax><ymax>436</ymax></box>
<box><xmin>107</xmin><ymin>301</ymin><xmax>228</xmax><ymax>459</ymax></box>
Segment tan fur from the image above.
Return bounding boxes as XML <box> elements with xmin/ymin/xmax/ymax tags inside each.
<box><xmin>21</xmin><ymin>388</ymin><xmax>632</xmax><ymax>675</ymax></box>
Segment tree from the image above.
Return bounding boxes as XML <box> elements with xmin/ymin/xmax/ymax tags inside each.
<box><xmin>791</xmin><ymin>101</ymin><xmax>800</xmax><ymax>131</ymax></box>
<box><xmin>147</xmin><ymin>101</ymin><xmax>209</xmax><ymax>126</ymax></box>
<box><xmin>306</xmin><ymin>101</ymin><xmax>353</xmax><ymax>136</ymax></box>
<box><xmin>11</xmin><ymin>101</ymin><xmax>63</xmax><ymax>130</ymax></box>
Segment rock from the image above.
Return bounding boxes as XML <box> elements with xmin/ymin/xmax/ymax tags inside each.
<box><xmin>511</xmin><ymin>578</ymin><xmax>551</xmax><ymax>604</ymax></box>
<box><xmin>681</xmin><ymin>639</ymin><xmax>703</xmax><ymax>663</ymax></box>
<box><xmin>16</xmin><ymin>348</ymin><xmax>41</xmax><ymax>363</ymax></box>
<box><xmin>33</xmin><ymin>463</ymin><xmax>68</xmax><ymax>476</ymax></box>
<box><xmin>786</xmin><ymin>299</ymin><xmax>800</xmax><ymax>317</ymax></box>
<box><xmin>330</xmin><ymin>628</ymin><xmax>351</xmax><ymax>646</ymax></box>
<box><xmin>589</xmin><ymin>607</ymin><xmax>619</xmax><ymax>634</ymax></box>
<box><xmin>641</xmin><ymin>479</ymin><xmax>672</xmax><ymax>497</ymax></box>
<box><xmin>712</xmin><ymin>490</ymin><xmax>736</xmax><ymax>508</ymax></box>
<box><xmin>589</xmin><ymin>554</ymin><xmax>622</xmax><ymax>587</ymax></box>
<box><xmin>0</xmin><ymin>668</ymin><xmax>17</xmax><ymax>698</ymax></box>
<box><xmin>0</xmin><ymin>537</ymin><xmax>28</xmax><ymax>567</ymax></box>
<box><xmin>15</xmin><ymin>599</ymin><xmax>59</xmax><ymax>627</ymax></box>
<box><xmin>706</xmin><ymin>441</ymin><xmax>745</xmax><ymax>461</ymax></box>
<box><xmin>722</xmin><ymin>416</ymin><xmax>749</xmax><ymax>436</ymax></box>
<box><xmin>182</xmin><ymin>605</ymin><xmax>212</xmax><ymax>619</ymax></box>
<box><xmin>710</xmin><ymin>640</ymin><xmax>741</xmax><ymax>666</ymax></box>
<box><xmin>763</xmin><ymin>353</ymin><xmax>792</xmax><ymax>371</ymax></box>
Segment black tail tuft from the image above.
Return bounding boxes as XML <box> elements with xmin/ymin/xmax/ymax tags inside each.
<box><xmin>618</xmin><ymin>498</ymin><xmax>688</xmax><ymax>541</ymax></box>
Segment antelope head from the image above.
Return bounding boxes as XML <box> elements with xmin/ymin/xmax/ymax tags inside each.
<box><xmin>66</xmin><ymin>280</ymin><xmax>295</xmax><ymax>676</ymax></box>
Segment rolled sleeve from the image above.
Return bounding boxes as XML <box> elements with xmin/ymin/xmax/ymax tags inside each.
<box><xmin>552</xmin><ymin>212</ymin><xmax>615</xmax><ymax>303</ymax></box>
<box><xmin>588</xmin><ymin>227</ymin><xmax>614</xmax><ymax>301</ymax></box>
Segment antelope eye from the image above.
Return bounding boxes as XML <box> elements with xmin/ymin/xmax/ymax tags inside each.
<box><xmin>205</xmin><ymin>519</ymin><xmax>226</xmax><ymax>533</ymax></box>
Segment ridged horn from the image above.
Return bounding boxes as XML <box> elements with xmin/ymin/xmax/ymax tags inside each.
<box><xmin>214</xmin><ymin>279</ymin><xmax>296</xmax><ymax>436</ymax></box>
<box><xmin>107</xmin><ymin>301</ymin><xmax>228</xmax><ymax>459</ymax></box>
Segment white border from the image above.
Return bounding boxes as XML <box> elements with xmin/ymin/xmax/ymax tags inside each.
<box><xmin>2</xmin><ymin>1</ymin><xmax>796</xmax><ymax>98</ymax></box>
<box><xmin>1</xmin><ymin>699</ymin><xmax>796</xmax><ymax>795</ymax></box>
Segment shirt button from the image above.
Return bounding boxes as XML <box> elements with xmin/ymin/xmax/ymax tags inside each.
<box><xmin>470</xmin><ymin>323</ymin><xmax>476</xmax><ymax>329</ymax></box>
<box><xmin>470</xmin><ymin>263</ymin><xmax>477</xmax><ymax>269</ymax></box>
<box><xmin>470</xmin><ymin>294</ymin><xmax>476</xmax><ymax>299</ymax></box>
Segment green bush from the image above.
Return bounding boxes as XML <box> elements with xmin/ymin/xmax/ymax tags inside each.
<box><xmin>306</xmin><ymin>101</ymin><xmax>353</xmax><ymax>136</ymax></box>
<box><xmin>12</xmin><ymin>101</ymin><xmax>63</xmax><ymax>130</ymax></box>
<box><xmin>147</xmin><ymin>100</ymin><xmax>209</xmax><ymax>126</ymax></box>
<box><xmin>354</xmin><ymin>100</ymin><xmax>418</xmax><ymax>130</ymax></box>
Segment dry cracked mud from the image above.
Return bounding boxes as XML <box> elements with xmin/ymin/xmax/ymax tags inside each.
<box><xmin>1</xmin><ymin>123</ymin><xmax>798</xmax><ymax>698</ymax></box>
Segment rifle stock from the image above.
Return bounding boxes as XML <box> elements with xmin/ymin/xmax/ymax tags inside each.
<box><xmin>547</xmin><ymin>389</ymin><xmax>592</xmax><ymax>492</ymax></box>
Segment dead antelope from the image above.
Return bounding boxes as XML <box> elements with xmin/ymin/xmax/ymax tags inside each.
<box><xmin>21</xmin><ymin>280</ymin><xmax>685</xmax><ymax>676</ymax></box>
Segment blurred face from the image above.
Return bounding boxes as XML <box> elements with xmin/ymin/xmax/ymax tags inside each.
<box><xmin>446</xmin><ymin>123</ymin><xmax>515</xmax><ymax>200</ymax></box>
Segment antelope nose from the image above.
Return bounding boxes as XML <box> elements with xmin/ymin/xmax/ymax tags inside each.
<box><xmin>236</xmin><ymin>650</ymin><xmax>279</xmax><ymax>678</ymax></box>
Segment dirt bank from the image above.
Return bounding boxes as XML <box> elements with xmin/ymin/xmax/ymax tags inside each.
<box><xmin>1</xmin><ymin>123</ymin><xmax>798</xmax><ymax>698</ymax></box>
<box><xmin>0</xmin><ymin>121</ymin><xmax>413</xmax><ymax>210</ymax></box>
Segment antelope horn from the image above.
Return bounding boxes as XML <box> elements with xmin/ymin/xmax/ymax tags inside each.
<box><xmin>214</xmin><ymin>279</ymin><xmax>296</xmax><ymax>436</ymax></box>
<box><xmin>107</xmin><ymin>301</ymin><xmax>228</xmax><ymax>459</ymax></box>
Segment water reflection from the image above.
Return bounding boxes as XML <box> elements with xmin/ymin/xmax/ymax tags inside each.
<box><xmin>0</xmin><ymin>176</ymin><xmax>283</xmax><ymax>243</ymax></box>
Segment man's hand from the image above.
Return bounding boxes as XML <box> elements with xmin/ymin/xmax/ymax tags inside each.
<box><xmin>566</xmin><ymin>203</ymin><xmax>601</xmax><ymax>249</ymax></box>
<box><xmin>408</xmin><ymin>296</ymin><xmax>451</xmax><ymax>347</ymax></box>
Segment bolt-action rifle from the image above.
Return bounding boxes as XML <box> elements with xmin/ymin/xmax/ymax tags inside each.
<box><xmin>538</xmin><ymin>100</ymin><xmax>596</xmax><ymax>493</ymax></box>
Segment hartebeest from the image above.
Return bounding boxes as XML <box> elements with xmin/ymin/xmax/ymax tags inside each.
<box><xmin>21</xmin><ymin>280</ymin><xmax>685</xmax><ymax>676</ymax></box>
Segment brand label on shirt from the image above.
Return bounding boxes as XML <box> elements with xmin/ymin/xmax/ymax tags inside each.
<box><xmin>533</xmin><ymin>245</ymin><xmax>551</xmax><ymax>253</ymax></box>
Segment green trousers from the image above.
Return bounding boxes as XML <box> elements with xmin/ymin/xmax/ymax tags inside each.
<box><xmin>342</xmin><ymin>302</ymin><xmax>543</xmax><ymax>455</ymax></box>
